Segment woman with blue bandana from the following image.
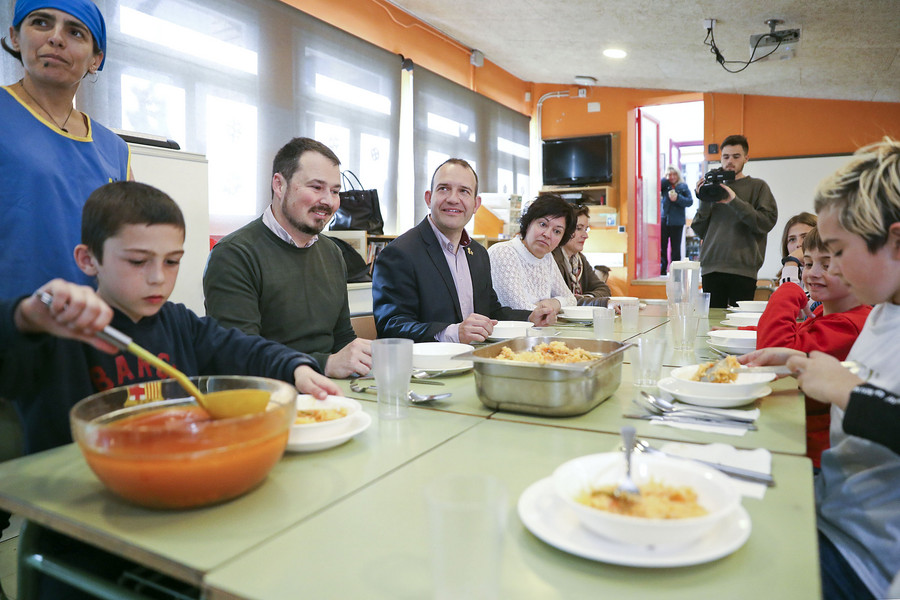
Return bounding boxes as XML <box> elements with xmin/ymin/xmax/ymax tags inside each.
<box><xmin>1</xmin><ymin>3</ymin><xmax>133</xmax><ymax>598</ymax></box>
<box><xmin>1</xmin><ymin>0</ymin><xmax>132</xmax><ymax>299</ymax></box>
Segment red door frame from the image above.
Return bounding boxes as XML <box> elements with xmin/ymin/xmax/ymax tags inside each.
<box><xmin>634</xmin><ymin>109</ymin><xmax>661</xmax><ymax>279</ymax></box>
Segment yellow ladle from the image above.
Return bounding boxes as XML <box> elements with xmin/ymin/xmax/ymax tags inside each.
<box><xmin>40</xmin><ymin>293</ymin><xmax>270</xmax><ymax>419</ymax></box>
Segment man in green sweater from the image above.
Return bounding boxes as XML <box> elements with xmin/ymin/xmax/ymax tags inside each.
<box><xmin>691</xmin><ymin>135</ymin><xmax>778</xmax><ymax>308</ymax></box>
<box><xmin>203</xmin><ymin>138</ymin><xmax>372</xmax><ymax>378</ymax></box>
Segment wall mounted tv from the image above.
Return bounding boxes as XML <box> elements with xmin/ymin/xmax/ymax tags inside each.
<box><xmin>542</xmin><ymin>134</ymin><xmax>614</xmax><ymax>186</ymax></box>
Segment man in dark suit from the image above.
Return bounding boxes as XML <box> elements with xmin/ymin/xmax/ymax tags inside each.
<box><xmin>373</xmin><ymin>159</ymin><xmax>553</xmax><ymax>342</ymax></box>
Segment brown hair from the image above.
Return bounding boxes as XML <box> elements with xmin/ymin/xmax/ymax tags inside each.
<box><xmin>271</xmin><ymin>137</ymin><xmax>340</xmax><ymax>196</ymax></box>
<box><xmin>721</xmin><ymin>135</ymin><xmax>749</xmax><ymax>154</ymax></box>
<box><xmin>801</xmin><ymin>226</ymin><xmax>827</xmax><ymax>254</ymax></box>
<box><xmin>82</xmin><ymin>182</ymin><xmax>185</xmax><ymax>262</ymax></box>
<box><xmin>430</xmin><ymin>158</ymin><xmax>479</xmax><ymax>196</ymax></box>
<box><xmin>780</xmin><ymin>212</ymin><xmax>818</xmax><ymax>257</ymax></box>
<box><xmin>519</xmin><ymin>194</ymin><xmax>576</xmax><ymax>246</ymax></box>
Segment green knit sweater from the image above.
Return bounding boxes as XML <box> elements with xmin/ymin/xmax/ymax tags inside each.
<box><xmin>202</xmin><ymin>218</ymin><xmax>355</xmax><ymax>369</ymax></box>
<box><xmin>690</xmin><ymin>176</ymin><xmax>778</xmax><ymax>279</ymax></box>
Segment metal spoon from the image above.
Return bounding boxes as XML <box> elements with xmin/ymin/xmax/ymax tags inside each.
<box><xmin>412</xmin><ymin>368</ymin><xmax>472</xmax><ymax>379</ymax></box>
<box><xmin>352</xmin><ymin>373</ymin><xmax>444</xmax><ymax>386</ymax></box>
<box><xmin>408</xmin><ymin>390</ymin><xmax>452</xmax><ymax>403</ymax></box>
<box><xmin>639</xmin><ymin>391</ymin><xmax>757</xmax><ymax>424</ymax></box>
<box><xmin>348</xmin><ymin>380</ymin><xmax>451</xmax><ymax>403</ymax></box>
<box><xmin>614</xmin><ymin>426</ymin><xmax>641</xmax><ymax>498</ymax></box>
<box><xmin>38</xmin><ymin>292</ymin><xmax>267</xmax><ymax>419</ymax></box>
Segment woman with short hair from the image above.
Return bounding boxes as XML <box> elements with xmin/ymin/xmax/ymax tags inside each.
<box><xmin>488</xmin><ymin>194</ymin><xmax>577</xmax><ymax>315</ymax></box>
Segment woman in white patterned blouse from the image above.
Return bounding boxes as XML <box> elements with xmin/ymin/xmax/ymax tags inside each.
<box><xmin>488</xmin><ymin>194</ymin><xmax>577</xmax><ymax>316</ymax></box>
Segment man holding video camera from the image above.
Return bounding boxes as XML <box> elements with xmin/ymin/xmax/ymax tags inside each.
<box><xmin>691</xmin><ymin>135</ymin><xmax>778</xmax><ymax>308</ymax></box>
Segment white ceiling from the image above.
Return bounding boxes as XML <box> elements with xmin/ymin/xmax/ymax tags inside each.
<box><xmin>387</xmin><ymin>0</ymin><xmax>900</xmax><ymax>103</ymax></box>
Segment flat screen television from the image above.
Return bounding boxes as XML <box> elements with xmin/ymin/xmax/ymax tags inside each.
<box><xmin>542</xmin><ymin>134</ymin><xmax>613</xmax><ymax>186</ymax></box>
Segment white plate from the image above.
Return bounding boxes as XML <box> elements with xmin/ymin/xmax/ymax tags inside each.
<box><xmin>708</xmin><ymin>330</ymin><xmax>757</xmax><ymax>344</ymax></box>
<box><xmin>489</xmin><ymin>321</ymin><xmax>535</xmax><ymax>341</ymax></box>
<box><xmin>707</xmin><ymin>340</ymin><xmax>751</xmax><ymax>355</ymax></box>
<box><xmin>560</xmin><ymin>306</ymin><xmax>595</xmax><ymax>320</ymax></box>
<box><xmin>557</xmin><ymin>314</ymin><xmax>593</xmax><ymax>324</ymax></box>
<box><xmin>658</xmin><ymin>377</ymin><xmax>772</xmax><ymax>408</ymax></box>
<box><xmin>418</xmin><ymin>365</ymin><xmax>473</xmax><ymax>376</ymax></box>
<box><xmin>721</xmin><ymin>313</ymin><xmax>762</xmax><ymax>327</ymax></box>
<box><xmin>517</xmin><ymin>477</ymin><xmax>751</xmax><ymax>567</ymax></box>
<box><xmin>736</xmin><ymin>300</ymin><xmax>769</xmax><ymax>311</ymax></box>
<box><xmin>285</xmin><ymin>411</ymin><xmax>372</xmax><ymax>453</ymax></box>
<box><xmin>412</xmin><ymin>342</ymin><xmax>474</xmax><ymax>371</ymax></box>
<box><xmin>719</xmin><ymin>319</ymin><xmax>757</xmax><ymax>327</ymax></box>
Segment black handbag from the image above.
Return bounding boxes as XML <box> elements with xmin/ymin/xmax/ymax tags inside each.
<box><xmin>330</xmin><ymin>171</ymin><xmax>385</xmax><ymax>235</ymax></box>
<box><xmin>322</xmin><ymin>235</ymin><xmax>372</xmax><ymax>283</ymax></box>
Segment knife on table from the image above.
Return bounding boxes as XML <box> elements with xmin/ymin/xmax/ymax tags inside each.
<box><xmin>623</xmin><ymin>413</ymin><xmax>758</xmax><ymax>431</ymax></box>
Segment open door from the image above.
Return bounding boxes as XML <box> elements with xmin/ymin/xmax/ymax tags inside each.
<box><xmin>634</xmin><ymin>109</ymin><xmax>661</xmax><ymax>280</ymax></box>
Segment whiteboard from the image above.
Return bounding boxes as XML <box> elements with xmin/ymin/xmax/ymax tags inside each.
<box><xmin>129</xmin><ymin>145</ymin><xmax>209</xmax><ymax>315</ymax></box>
<box><xmin>743</xmin><ymin>154</ymin><xmax>853</xmax><ymax>279</ymax></box>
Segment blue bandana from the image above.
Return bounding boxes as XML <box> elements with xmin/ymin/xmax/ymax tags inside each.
<box><xmin>13</xmin><ymin>0</ymin><xmax>107</xmax><ymax>70</ymax></box>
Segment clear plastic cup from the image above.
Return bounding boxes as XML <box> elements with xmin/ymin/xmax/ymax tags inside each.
<box><xmin>633</xmin><ymin>336</ymin><xmax>668</xmax><ymax>386</ymax></box>
<box><xmin>426</xmin><ymin>474</ymin><xmax>507</xmax><ymax>600</ymax></box>
<box><xmin>373</xmin><ymin>338</ymin><xmax>413</xmax><ymax>420</ymax></box>
<box><xmin>593</xmin><ymin>307</ymin><xmax>615</xmax><ymax>339</ymax></box>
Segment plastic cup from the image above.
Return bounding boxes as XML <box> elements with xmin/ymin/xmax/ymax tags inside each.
<box><xmin>666</xmin><ymin>280</ymin><xmax>685</xmax><ymax>304</ymax></box>
<box><xmin>669</xmin><ymin>302</ymin><xmax>699</xmax><ymax>350</ymax></box>
<box><xmin>619</xmin><ymin>299</ymin><xmax>640</xmax><ymax>331</ymax></box>
<box><xmin>633</xmin><ymin>336</ymin><xmax>667</xmax><ymax>386</ymax></box>
<box><xmin>426</xmin><ymin>474</ymin><xmax>507</xmax><ymax>600</ymax></box>
<box><xmin>592</xmin><ymin>307</ymin><xmax>615</xmax><ymax>339</ymax></box>
<box><xmin>695</xmin><ymin>292</ymin><xmax>711</xmax><ymax>318</ymax></box>
<box><xmin>373</xmin><ymin>338</ymin><xmax>413</xmax><ymax>420</ymax></box>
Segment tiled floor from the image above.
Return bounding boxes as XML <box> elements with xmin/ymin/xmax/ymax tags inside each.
<box><xmin>0</xmin><ymin>515</ymin><xmax>22</xmax><ymax>600</ymax></box>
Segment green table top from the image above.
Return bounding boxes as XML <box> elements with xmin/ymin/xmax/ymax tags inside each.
<box><xmin>205</xmin><ymin>419</ymin><xmax>820</xmax><ymax>600</ymax></box>
<box><xmin>490</xmin><ymin>361</ymin><xmax>807</xmax><ymax>455</ymax></box>
<box><xmin>0</xmin><ymin>404</ymin><xmax>482</xmax><ymax>585</ymax></box>
<box><xmin>0</xmin><ymin>307</ymin><xmax>816</xmax><ymax>598</ymax></box>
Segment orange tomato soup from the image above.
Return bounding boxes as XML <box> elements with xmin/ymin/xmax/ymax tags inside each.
<box><xmin>80</xmin><ymin>406</ymin><xmax>288</xmax><ymax>509</ymax></box>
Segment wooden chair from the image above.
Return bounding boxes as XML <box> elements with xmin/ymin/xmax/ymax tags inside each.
<box><xmin>350</xmin><ymin>314</ymin><xmax>377</xmax><ymax>340</ymax></box>
<box><xmin>754</xmin><ymin>278</ymin><xmax>776</xmax><ymax>301</ymax></box>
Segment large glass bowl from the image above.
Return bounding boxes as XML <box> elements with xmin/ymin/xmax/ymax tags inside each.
<box><xmin>70</xmin><ymin>376</ymin><xmax>295</xmax><ymax>509</ymax></box>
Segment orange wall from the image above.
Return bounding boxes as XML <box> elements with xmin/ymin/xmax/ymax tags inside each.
<box><xmin>704</xmin><ymin>94</ymin><xmax>900</xmax><ymax>158</ymax></box>
<box><xmin>279</xmin><ymin>0</ymin><xmax>531</xmax><ymax>115</ymax></box>
<box><xmin>278</xmin><ymin>1</ymin><xmax>900</xmax><ymax>297</ymax></box>
<box><xmin>534</xmin><ymin>85</ymin><xmax>702</xmax><ymax>217</ymax></box>
<box><xmin>535</xmin><ymin>85</ymin><xmax>900</xmax><ymax>296</ymax></box>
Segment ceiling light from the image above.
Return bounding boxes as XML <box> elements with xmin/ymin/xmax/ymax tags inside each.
<box><xmin>603</xmin><ymin>49</ymin><xmax>627</xmax><ymax>59</ymax></box>
<box><xmin>574</xmin><ymin>75</ymin><xmax>597</xmax><ymax>86</ymax></box>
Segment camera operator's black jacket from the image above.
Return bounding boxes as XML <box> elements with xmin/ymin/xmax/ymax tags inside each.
<box><xmin>690</xmin><ymin>176</ymin><xmax>778</xmax><ymax>279</ymax></box>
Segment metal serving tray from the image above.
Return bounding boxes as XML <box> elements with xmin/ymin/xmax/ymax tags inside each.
<box><xmin>454</xmin><ymin>337</ymin><xmax>631</xmax><ymax>417</ymax></box>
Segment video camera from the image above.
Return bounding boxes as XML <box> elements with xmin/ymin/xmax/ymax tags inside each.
<box><xmin>697</xmin><ymin>167</ymin><xmax>735</xmax><ymax>202</ymax></box>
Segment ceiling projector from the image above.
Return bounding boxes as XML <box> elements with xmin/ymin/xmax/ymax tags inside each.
<box><xmin>750</xmin><ymin>19</ymin><xmax>800</xmax><ymax>61</ymax></box>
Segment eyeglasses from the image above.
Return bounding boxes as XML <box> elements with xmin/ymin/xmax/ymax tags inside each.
<box><xmin>575</xmin><ymin>225</ymin><xmax>591</xmax><ymax>233</ymax></box>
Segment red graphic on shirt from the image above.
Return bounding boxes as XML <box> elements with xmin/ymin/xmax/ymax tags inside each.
<box><xmin>128</xmin><ymin>384</ymin><xmax>147</xmax><ymax>402</ymax></box>
<box><xmin>90</xmin><ymin>352</ymin><xmax>177</xmax><ymax>391</ymax></box>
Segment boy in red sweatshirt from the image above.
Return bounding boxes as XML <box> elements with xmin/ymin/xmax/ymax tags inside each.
<box><xmin>754</xmin><ymin>227</ymin><xmax>871</xmax><ymax>467</ymax></box>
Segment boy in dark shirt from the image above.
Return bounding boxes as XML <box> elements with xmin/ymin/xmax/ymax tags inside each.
<box><xmin>1</xmin><ymin>181</ymin><xmax>339</xmax><ymax>456</ymax></box>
